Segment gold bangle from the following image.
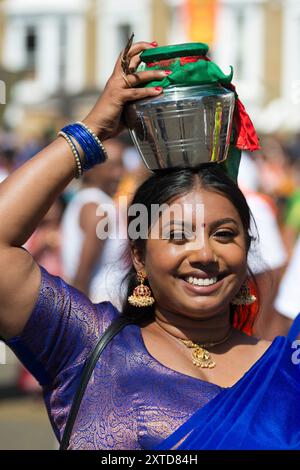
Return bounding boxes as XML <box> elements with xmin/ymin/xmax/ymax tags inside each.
<box><xmin>58</xmin><ymin>131</ymin><xmax>83</xmax><ymax>178</ymax></box>
<box><xmin>76</xmin><ymin>121</ymin><xmax>108</xmax><ymax>162</ymax></box>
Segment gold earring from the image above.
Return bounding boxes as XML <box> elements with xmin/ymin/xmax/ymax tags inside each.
<box><xmin>128</xmin><ymin>271</ymin><xmax>155</xmax><ymax>307</ymax></box>
<box><xmin>231</xmin><ymin>281</ymin><xmax>257</xmax><ymax>305</ymax></box>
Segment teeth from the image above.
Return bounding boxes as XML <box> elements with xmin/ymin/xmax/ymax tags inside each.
<box><xmin>186</xmin><ymin>276</ymin><xmax>218</xmax><ymax>286</ymax></box>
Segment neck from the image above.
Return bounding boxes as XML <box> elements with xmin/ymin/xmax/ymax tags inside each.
<box><xmin>153</xmin><ymin>306</ymin><xmax>232</xmax><ymax>345</ymax></box>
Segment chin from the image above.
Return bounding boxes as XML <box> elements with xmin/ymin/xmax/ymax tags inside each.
<box><xmin>167</xmin><ymin>295</ymin><xmax>229</xmax><ymax>319</ymax></box>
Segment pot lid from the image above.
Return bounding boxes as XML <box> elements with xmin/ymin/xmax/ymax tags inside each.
<box><xmin>140</xmin><ymin>43</ymin><xmax>209</xmax><ymax>63</ymax></box>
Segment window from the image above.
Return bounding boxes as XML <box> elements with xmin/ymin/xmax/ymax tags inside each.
<box><xmin>235</xmin><ymin>9</ymin><xmax>245</xmax><ymax>80</ymax></box>
<box><xmin>25</xmin><ymin>25</ymin><xmax>37</xmax><ymax>71</ymax></box>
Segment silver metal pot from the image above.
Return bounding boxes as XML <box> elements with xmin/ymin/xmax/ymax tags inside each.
<box><xmin>124</xmin><ymin>84</ymin><xmax>235</xmax><ymax>170</ymax></box>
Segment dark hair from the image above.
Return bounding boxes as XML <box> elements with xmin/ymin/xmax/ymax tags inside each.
<box><xmin>120</xmin><ymin>163</ymin><xmax>259</xmax><ymax>334</ymax></box>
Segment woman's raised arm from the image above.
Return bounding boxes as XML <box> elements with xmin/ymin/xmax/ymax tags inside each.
<box><xmin>0</xmin><ymin>41</ymin><xmax>165</xmax><ymax>339</ymax></box>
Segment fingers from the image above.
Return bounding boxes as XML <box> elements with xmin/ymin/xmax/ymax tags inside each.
<box><xmin>122</xmin><ymin>69</ymin><xmax>170</xmax><ymax>87</ymax></box>
<box><xmin>127</xmin><ymin>42</ymin><xmax>157</xmax><ymax>71</ymax></box>
<box><xmin>128</xmin><ymin>54</ymin><xmax>143</xmax><ymax>73</ymax></box>
<box><xmin>107</xmin><ymin>42</ymin><xmax>169</xmax><ymax>107</ymax></box>
<box><xmin>114</xmin><ymin>41</ymin><xmax>157</xmax><ymax>74</ymax></box>
<box><xmin>127</xmin><ymin>41</ymin><xmax>157</xmax><ymax>59</ymax></box>
<box><xmin>120</xmin><ymin>86</ymin><xmax>163</xmax><ymax>104</ymax></box>
<box><xmin>111</xmin><ymin>69</ymin><xmax>168</xmax><ymax>104</ymax></box>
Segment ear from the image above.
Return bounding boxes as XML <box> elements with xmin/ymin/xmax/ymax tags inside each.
<box><xmin>130</xmin><ymin>243</ymin><xmax>145</xmax><ymax>274</ymax></box>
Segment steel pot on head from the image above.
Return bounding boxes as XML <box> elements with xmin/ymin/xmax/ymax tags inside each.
<box><xmin>124</xmin><ymin>84</ymin><xmax>235</xmax><ymax>170</ymax></box>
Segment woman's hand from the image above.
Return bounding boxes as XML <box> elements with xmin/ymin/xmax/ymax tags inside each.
<box><xmin>83</xmin><ymin>41</ymin><xmax>167</xmax><ymax>140</ymax></box>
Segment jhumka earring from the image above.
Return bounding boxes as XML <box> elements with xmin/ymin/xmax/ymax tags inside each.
<box><xmin>231</xmin><ymin>281</ymin><xmax>257</xmax><ymax>305</ymax></box>
<box><xmin>128</xmin><ymin>271</ymin><xmax>155</xmax><ymax>307</ymax></box>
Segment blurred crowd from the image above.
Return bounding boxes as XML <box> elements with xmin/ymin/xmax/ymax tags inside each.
<box><xmin>1</xmin><ymin>128</ymin><xmax>300</xmax><ymax>394</ymax></box>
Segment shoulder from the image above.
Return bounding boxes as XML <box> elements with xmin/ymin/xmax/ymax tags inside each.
<box><xmin>66</xmin><ymin>188</ymin><xmax>105</xmax><ymax>211</ymax></box>
<box><xmin>79</xmin><ymin>202</ymin><xmax>101</xmax><ymax>232</ymax></box>
<box><xmin>94</xmin><ymin>300</ymin><xmax>121</xmax><ymax>333</ymax></box>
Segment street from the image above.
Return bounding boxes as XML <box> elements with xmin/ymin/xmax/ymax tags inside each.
<box><xmin>0</xmin><ymin>396</ymin><xmax>57</xmax><ymax>450</ymax></box>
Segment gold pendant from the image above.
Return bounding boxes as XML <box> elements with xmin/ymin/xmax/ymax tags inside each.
<box><xmin>191</xmin><ymin>346</ymin><xmax>216</xmax><ymax>369</ymax></box>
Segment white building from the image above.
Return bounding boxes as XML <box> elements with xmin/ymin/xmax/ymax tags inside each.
<box><xmin>280</xmin><ymin>0</ymin><xmax>300</xmax><ymax>132</ymax></box>
<box><xmin>212</xmin><ymin>0</ymin><xmax>300</xmax><ymax>133</ymax></box>
<box><xmin>2</xmin><ymin>0</ymin><xmax>87</xmax><ymax>101</ymax></box>
<box><xmin>95</xmin><ymin>0</ymin><xmax>152</xmax><ymax>88</ymax></box>
<box><xmin>0</xmin><ymin>0</ymin><xmax>154</xmax><ymax>126</ymax></box>
<box><xmin>1</xmin><ymin>0</ymin><xmax>300</xmax><ymax>133</ymax></box>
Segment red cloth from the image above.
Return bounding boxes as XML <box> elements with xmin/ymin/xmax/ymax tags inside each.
<box><xmin>227</xmin><ymin>83</ymin><xmax>260</xmax><ymax>152</ymax></box>
<box><xmin>147</xmin><ymin>55</ymin><xmax>209</xmax><ymax>68</ymax></box>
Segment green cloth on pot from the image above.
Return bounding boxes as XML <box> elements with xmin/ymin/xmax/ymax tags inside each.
<box><xmin>141</xmin><ymin>43</ymin><xmax>209</xmax><ymax>62</ymax></box>
<box><xmin>142</xmin><ymin>59</ymin><xmax>233</xmax><ymax>89</ymax></box>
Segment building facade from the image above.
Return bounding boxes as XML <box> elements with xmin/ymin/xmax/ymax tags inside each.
<box><xmin>0</xmin><ymin>0</ymin><xmax>165</xmax><ymax>131</ymax></box>
<box><xmin>0</xmin><ymin>0</ymin><xmax>299</xmax><ymax>133</ymax></box>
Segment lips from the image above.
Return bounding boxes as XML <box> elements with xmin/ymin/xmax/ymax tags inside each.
<box><xmin>178</xmin><ymin>272</ymin><xmax>227</xmax><ymax>295</ymax></box>
<box><xmin>179</xmin><ymin>272</ymin><xmax>227</xmax><ymax>281</ymax></box>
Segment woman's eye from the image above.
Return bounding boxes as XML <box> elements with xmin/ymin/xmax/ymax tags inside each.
<box><xmin>167</xmin><ymin>231</ymin><xmax>193</xmax><ymax>242</ymax></box>
<box><xmin>214</xmin><ymin>230</ymin><xmax>235</xmax><ymax>241</ymax></box>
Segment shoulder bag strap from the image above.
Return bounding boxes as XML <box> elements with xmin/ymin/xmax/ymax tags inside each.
<box><xmin>60</xmin><ymin>315</ymin><xmax>136</xmax><ymax>450</ymax></box>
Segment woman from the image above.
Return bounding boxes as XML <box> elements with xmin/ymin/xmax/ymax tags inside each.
<box><xmin>0</xmin><ymin>41</ymin><xmax>299</xmax><ymax>450</ymax></box>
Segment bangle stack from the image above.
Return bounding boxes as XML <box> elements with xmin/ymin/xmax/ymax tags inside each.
<box><xmin>58</xmin><ymin>131</ymin><xmax>83</xmax><ymax>178</ymax></box>
<box><xmin>58</xmin><ymin>121</ymin><xmax>108</xmax><ymax>178</ymax></box>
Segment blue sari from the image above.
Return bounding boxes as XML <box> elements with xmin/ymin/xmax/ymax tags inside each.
<box><xmin>154</xmin><ymin>314</ymin><xmax>300</xmax><ymax>450</ymax></box>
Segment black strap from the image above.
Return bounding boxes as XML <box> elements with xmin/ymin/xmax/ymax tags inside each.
<box><xmin>60</xmin><ymin>315</ymin><xmax>136</xmax><ymax>450</ymax></box>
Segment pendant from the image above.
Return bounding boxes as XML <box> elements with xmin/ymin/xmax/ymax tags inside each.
<box><xmin>191</xmin><ymin>346</ymin><xmax>216</xmax><ymax>369</ymax></box>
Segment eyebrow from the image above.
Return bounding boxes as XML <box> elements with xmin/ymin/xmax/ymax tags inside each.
<box><xmin>161</xmin><ymin>217</ymin><xmax>239</xmax><ymax>231</ymax></box>
<box><xmin>209</xmin><ymin>218</ymin><xmax>239</xmax><ymax>231</ymax></box>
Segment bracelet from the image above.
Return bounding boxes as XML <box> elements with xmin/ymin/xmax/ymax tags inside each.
<box><xmin>76</xmin><ymin>121</ymin><xmax>108</xmax><ymax>161</ymax></box>
<box><xmin>61</xmin><ymin>122</ymin><xmax>108</xmax><ymax>172</ymax></box>
<box><xmin>58</xmin><ymin>131</ymin><xmax>83</xmax><ymax>178</ymax></box>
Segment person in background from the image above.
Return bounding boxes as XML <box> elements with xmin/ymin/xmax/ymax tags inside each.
<box><xmin>281</xmin><ymin>155</ymin><xmax>300</xmax><ymax>257</ymax></box>
<box><xmin>238</xmin><ymin>152</ymin><xmax>288</xmax><ymax>340</ymax></box>
<box><xmin>61</xmin><ymin>137</ymin><xmax>127</xmax><ymax>310</ymax></box>
<box><xmin>272</xmin><ymin>234</ymin><xmax>300</xmax><ymax>336</ymax></box>
<box><xmin>258</xmin><ymin>136</ymin><xmax>295</xmax><ymax>200</ymax></box>
<box><xmin>114</xmin><ymin>141</ymin><xmax>151</xmax><ymax>202</ymax></box>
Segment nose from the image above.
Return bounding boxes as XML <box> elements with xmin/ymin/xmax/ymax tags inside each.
<box><xmin>186</xmin><ymin>236</ymin><xmax>218</xmax><ymax>266</ymax></box>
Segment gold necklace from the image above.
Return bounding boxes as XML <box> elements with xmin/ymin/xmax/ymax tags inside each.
<box><xmin>178</xmin><ymin>329</ymin><xmax>233</xmax><ymax>369</ymax></box>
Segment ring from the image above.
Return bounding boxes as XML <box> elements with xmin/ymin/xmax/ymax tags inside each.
<box><xmin>122</xmin><ymin>73</ymin><xmax>132</xmax><ymax>88</ymax></box>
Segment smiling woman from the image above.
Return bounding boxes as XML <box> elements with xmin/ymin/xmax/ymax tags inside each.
<box><xmin>0</xmin><ymin>40</ymin><xmax>299</xmax><ymax>451</ymax></box>
<box><xmin>122</xmin><ymin>164</ymin><xmax>257</xmax><ymax>336</ymax></box>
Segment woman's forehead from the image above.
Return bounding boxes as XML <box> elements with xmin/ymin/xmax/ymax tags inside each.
<box><xmin>147</xmin><ymin>189</ymin><xmax>243</xmax><ymax>237</ymax></box>
<box><xmin>166</xmin><ymin>189</ymin><xmax>240</xmax><ymax>221</ymax></box>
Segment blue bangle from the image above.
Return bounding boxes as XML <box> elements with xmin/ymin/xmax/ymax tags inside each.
<box><xmin>61</xmin><ymin>123</ymin><xmax>107</xmax><ymax>171</ymax></box>
<box><xmin>68</xmin><ymin>125</ymin><xmax>99</xmax><ymax>170</ymax></box>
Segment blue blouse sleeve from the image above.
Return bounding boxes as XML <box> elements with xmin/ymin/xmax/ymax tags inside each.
<box><xmin>5</xmin><ymin>264</ymin><xmax>119</xmax><ymax>388</ymax></box>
